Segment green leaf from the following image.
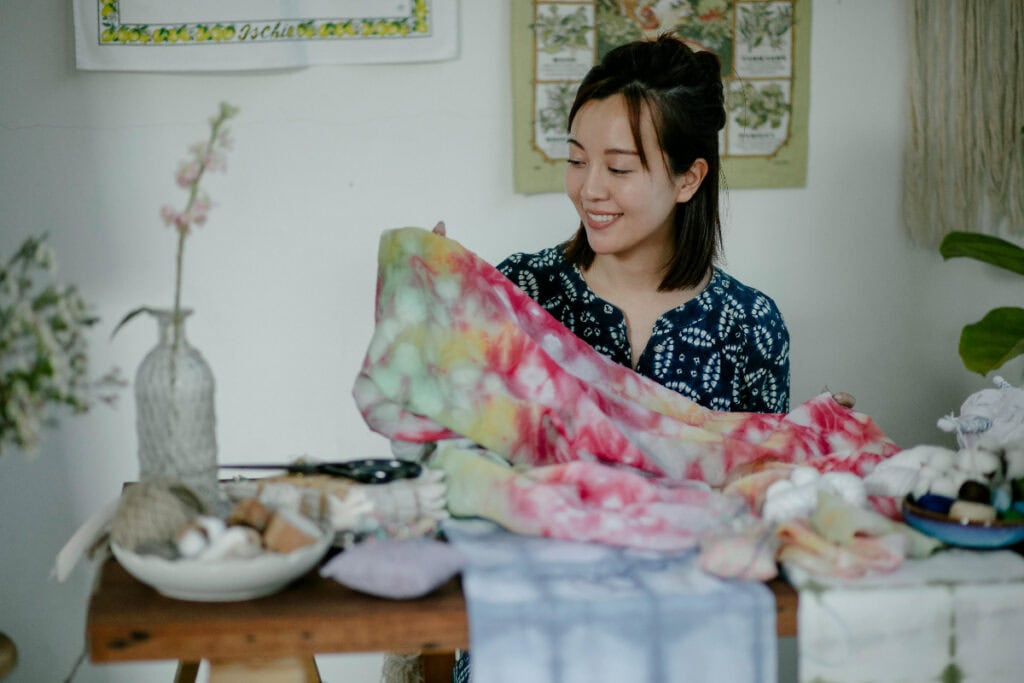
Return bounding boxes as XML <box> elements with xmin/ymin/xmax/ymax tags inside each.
<box><xmin>959</xmin><ymin>306</ymin><xmax>1024</xmax><ymax>375</ymax></box>
<box><xmin>940</xmin><ymin>232</ymin><xmax>1024</xmax><ymax>276</ymax></box>
<box><xmin>110</xmin><ymin>306</ymin><xmax>153</xmax><ymax>339</ymax></box>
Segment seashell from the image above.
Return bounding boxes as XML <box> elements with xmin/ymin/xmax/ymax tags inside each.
<box><xmin>197</xmin><ymin>525</ymin><xmax>263</xmax><ymax>560</ymax></box>
<box><xmin>831</xmin><ymin>391</ymin><xmax>856</xmax><ymax>409</ymax></box>
<box><xmin>175</xmin><ymin>523</ymin><xmax>209</xmax><ymax>559</ymax></box>
<box><xmin>109</xmin><ymin>479</ymin><xmax>206</xmax><ymax>553</ymax></box>
<box><xmin>174</xmin><ymin>515</ymin><xmax>227</xmax><ymax>558</ymax></box>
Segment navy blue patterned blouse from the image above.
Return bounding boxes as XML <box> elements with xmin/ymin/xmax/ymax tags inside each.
<box><xmin>497</xmin><ymin>245</ymin><xmax>790</xmax><ymax>413</ymax></box>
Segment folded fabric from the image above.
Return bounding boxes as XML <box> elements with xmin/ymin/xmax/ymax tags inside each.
<box><xmin>444</xmin><ymin>518</ymin><xmax>777</xmax><ymax>683</ymax></box>
<box><xmin>354</xmin><ymin>227</ymin><xmax>898</xmax><ymax>486</ymax></box>
<box><xmin>785</xmin><ymin>549</ymin><xmax>1024</xmax><ymax>682</ymax></box>
<box><xmin>319</xmin><ymin>537</ymin><xmax>464</xmax><ymax>599</ymax></box>
<box><xmin>430</xmin><ymin>443</ymin><xmax>747</xmax><ymax>551</ymax></box>
<box><xmin>775</xmin><ymin>491</ymin><xmax>941</xmax><ymax>579</ymax></box>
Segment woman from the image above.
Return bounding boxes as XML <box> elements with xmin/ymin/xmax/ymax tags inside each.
<box><xmin>499</xmin><ymin>34</ymin><xmax>790</xmax><ymax>413</ymax></box>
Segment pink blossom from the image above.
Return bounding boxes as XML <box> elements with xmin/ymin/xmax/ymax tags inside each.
<box><xmin>160</xmin><ymin>205</ymin><xmax>179</xmax><ymax>226</ymax></box>
<box><xmin>203</xmin><ymin>152</ymin><xmax>226</xmax><ymax>173</ymax></box>
<box><xmin>186</xmin><ymin>196</ymin><xmax>211</xmax><ymax>226</ymax></box>
<box><xmin>175</xmin><ymin>161</ymin><xmax>201</xmax><ymax>188</ymax></box>
<box><xmin>160</xmin><ymin>205</ymin><xmax>191</xmax><ymax>235</ymax></box>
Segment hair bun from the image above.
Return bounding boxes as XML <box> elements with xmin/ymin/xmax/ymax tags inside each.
<box><xmin>692</xmin><ymin>49</ymin><xmax>723</xmax><ymax>81</ymax></box>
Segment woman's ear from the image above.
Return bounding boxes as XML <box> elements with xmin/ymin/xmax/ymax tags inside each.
<box><xmin>675</xmin><ymin>158</ymin><xmax>709</xmax><ymax>203</ymax></box>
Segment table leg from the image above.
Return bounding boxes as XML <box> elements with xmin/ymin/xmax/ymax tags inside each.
<box><xmin>173</xmin><ymin>661</ymin><xmax>200</xmax><ymax>682</ymax></box>
<box><xmin>421</xmin><ymin>651</ymin><xmax>455</xmax><ymax>683</ymax></box>
<box><xmin>207</xmin><ymin>656</ymin><xmax>320</xmax><ymax>682</ymax></box>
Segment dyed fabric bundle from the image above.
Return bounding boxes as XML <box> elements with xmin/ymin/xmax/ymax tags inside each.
<box><xmin>353</xmin><ymin>228</ymin><xmax>900</xmax><ymax>553</ymax></box>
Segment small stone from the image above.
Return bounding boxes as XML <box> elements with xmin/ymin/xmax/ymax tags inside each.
<box><xmin>957</xmin><ymin>480</ymin><xmax>991</xmax><ymax>504</ymax></box>
<box><xmin>949</xmin><ymin>499</ymin><xmax>997</xmax><ymax>523</ymax></box>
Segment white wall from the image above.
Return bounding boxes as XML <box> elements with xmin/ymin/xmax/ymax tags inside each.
<box><xmin>1</xmin><ymin>2</ymin><xmax>1018</xmax><ymax>681</ymax></box>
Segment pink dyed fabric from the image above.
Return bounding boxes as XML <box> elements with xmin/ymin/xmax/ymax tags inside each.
<box><xmin>431</xmin><ymin>445</ymin><xmax>745</xmax><ymax>551</ymax></box>
<box><xmin>353</xmin><ymin>228</ymin><xmax>900</xmax><ymax>549</ymax></box>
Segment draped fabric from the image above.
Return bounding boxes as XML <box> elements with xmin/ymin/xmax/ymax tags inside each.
<box><xmin>353</xmin><ymin>227</ymin><xmax>898</xmax><ymax>486</ymax></box>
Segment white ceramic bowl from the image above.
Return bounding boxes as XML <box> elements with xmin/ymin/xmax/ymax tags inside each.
<box><xmin>111</xmin><ymin>531</ymin><xmax>332</xmax><ymax>602</ymax></box>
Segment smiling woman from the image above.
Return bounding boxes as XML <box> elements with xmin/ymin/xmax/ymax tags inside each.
<box><xmin>498</xmin><ymin>34</ymin><xmax>790</xmax><ymax>413</ymax></box>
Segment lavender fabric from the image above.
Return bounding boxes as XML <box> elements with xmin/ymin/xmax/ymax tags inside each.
<box><xmin>319</xmin><ymin>538</ymin><xmax>464</xmax><ymax>599</ymax></box>
<box><xmin>443</xmin><ymin>518</ymin><xmax>777</xmax><ymax>683</ymax></box>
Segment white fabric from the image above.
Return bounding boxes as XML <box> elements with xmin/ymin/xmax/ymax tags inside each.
<box><xmin>786</xmin><ymin>550</ymin><xmax>1024</xmax><ymax>682</ymax></box>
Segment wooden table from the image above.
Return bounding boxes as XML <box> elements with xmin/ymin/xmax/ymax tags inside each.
<box><xmin>88</xmin><ymin>553</ymin><xmax>798</xmax><ymax>681</ymax></box>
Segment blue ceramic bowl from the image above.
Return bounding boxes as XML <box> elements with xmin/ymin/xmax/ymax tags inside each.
<box><xmin>902</xmin><ymin>496</ymin><xmax>1024</xmax><ymax>550</ymax></box>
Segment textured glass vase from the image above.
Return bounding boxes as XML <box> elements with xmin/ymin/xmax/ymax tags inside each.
<box><xmin>134</xmin><ymin>309</ymin><xmax>219</xmax><ymax>505</ymax></box>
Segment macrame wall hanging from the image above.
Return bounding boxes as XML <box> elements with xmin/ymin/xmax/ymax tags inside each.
<box><xmin>903</xmin><ymin>0</ymin><xmax>1024</xmax><ymax>245</ymax></box>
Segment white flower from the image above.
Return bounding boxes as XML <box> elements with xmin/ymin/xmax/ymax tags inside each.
<box><xmin>0</xmin><ymin>235</ymin><xmax>121</xmax><ymax>455</ymax></box>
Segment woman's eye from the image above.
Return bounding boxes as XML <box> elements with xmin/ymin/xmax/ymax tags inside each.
<box><xmin>567</xmin><ymin>159</ymin><xmax>585</xmax><ymax>168</ymax></box>
<box><xmin>609</xmin><ymin>167</ymin><xmax>632</xmax><ymax>175</ymax></box>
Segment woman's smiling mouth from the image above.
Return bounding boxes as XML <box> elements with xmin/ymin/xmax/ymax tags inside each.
<box><xmin>585</xmin><ymin>211</ymin><xmax>621</xmax><ymax>228</ymax></box>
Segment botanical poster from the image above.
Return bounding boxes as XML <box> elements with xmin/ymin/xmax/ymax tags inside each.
<box><xmin>511</xmin><ymin>0</ymin><xmax>810</xmax><ymax>193</ymax></box>
<box><xmin>73</xmin><ymin>0</ymin><xmax>458</xmax><ymax>71</ymax></box>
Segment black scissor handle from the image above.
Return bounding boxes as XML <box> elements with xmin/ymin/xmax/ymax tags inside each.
<box><xmin>319</xmin><ymin>458</ymin><xmax>423</xmax><ymax>484</ymax></box>
<box><xmin>221</xmin><ymin>458</ymin><xmax>423</xmax><ymax>484</ymax></box>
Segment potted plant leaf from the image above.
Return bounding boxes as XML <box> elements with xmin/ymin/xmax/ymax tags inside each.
<box><xmin>940</xmin><ymin>231</ymin><xmax>1024</xmax><ymax>376</ymax></box>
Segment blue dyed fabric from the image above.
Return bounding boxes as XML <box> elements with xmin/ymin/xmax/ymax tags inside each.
<box><xmin>444</xmin><ymin>518</ymin><xmax>777</xmax><ymax>683</ymax></box>
<box><xmin>498</xmin><ymin>246</ymin><xmax>790</xmax><ymax>413</ymax></box>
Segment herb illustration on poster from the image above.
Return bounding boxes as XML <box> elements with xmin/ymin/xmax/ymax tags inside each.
<box><xmin>511</xmin><ymin>0</ymin><xmax>810</xmax><ymax>193</ymax></box>
<box><xmin>73</xmin><ymin>0</ymin><xmax>458</xmax><ymax>71</ymax></box>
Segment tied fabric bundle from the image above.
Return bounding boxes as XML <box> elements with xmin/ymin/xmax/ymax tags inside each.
<box><xmin>353</xmin><ymin>228</ymin><xmax>900</xmax><ymax>552</ymax></box>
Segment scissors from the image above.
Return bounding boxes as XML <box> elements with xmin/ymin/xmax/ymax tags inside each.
<box><xmin>220</xmin><ymin>458</ymin><xmax>423</xmax><ymax>484</ymax></box>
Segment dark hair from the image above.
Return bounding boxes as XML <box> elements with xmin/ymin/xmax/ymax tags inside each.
<box><xmin>563</xmin><ymin>34</ymin><xmax>726</xmax><ymax>291</ymax></box>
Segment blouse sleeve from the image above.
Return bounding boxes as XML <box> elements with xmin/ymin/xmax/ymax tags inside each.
<box><xmin>739</xmin><ymin>298</ymin><xmax>791</xmax><ymax>414</ymax></box>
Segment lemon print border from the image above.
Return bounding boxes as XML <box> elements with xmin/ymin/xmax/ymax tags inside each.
<box><xmin>98</xmin><ymin>0</ymin><xmax>432</xmax><ymax>44</ymax></box>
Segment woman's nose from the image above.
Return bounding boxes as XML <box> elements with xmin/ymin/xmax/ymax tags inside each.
<box><xmin>581</xmin><ymin>168</ymin><xmax>607</xmax><ymax>200</ymax></box>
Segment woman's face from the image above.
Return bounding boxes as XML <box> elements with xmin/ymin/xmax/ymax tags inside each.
<box><xmin>565</xmin><ymin>94</ymin><xmax>697</xmax><ymax>264</ymax></box>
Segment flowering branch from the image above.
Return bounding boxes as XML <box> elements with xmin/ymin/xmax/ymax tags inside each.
<box><xmin>0</xmin><ymin>235</ymin><xmax>123</xmax><ymax>456</ymax></box>
<box><xmin>159</xmin><ymin>102</ymin><xmax>239</xmax><ymax>353</ymax></box>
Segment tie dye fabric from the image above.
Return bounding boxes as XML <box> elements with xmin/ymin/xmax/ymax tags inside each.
<box><xmin>353</xmin><ymin>228</ymin><xmax>901</xmax><ymax>554</ymax></box>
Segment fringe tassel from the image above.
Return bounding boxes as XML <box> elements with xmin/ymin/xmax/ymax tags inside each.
<box><xmin>381</xmin><ymin>652</ymin><xmax>423</xmax><ymax>683</ymax></box>
<box><xmin>903</xmin><ymin>0</ymin><xmax>1024</xmax><ymax>244</ymax></box>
